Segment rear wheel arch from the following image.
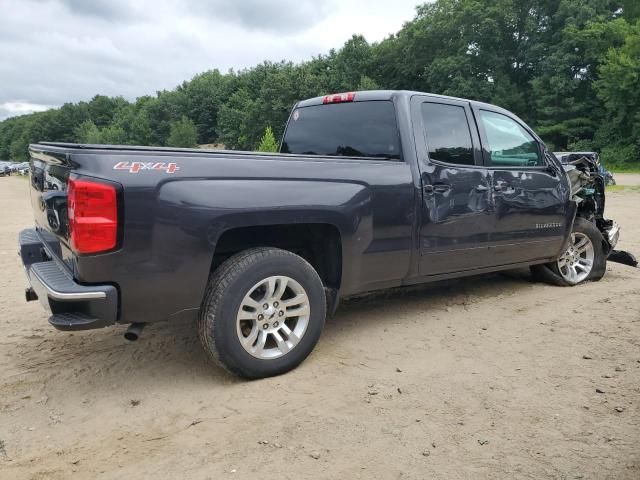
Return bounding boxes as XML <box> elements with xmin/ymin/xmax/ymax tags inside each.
<box><xmin>210</xmin><ymin>223</ymin><xmax>343</xmax><ymax>291</ymax></box>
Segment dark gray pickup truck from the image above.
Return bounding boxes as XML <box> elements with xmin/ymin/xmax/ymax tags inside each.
<box><xmin>19</xmin><ymin>90</ymin><xmax>636</xmax><ymax>378</ymax></box>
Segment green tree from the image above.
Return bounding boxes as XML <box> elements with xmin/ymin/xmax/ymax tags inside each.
<box><xmin>9</xmin><ymin>132</ymin><xmax>30</xmax><ymax>161</ymax></box>
<box><xmin>75</xmin><ymin>120</ymin><xmax>101</xmax><ymax>143</ymax></box>
<box><xmin>595</xmin><ymin>20</ymin><xmax>640</xmax><ymax>166</ymax></box>
<box><xmin>217</xmin><ymin>88</ymin><xmax>254</xmax><ymax>149</ymax></box>
<box><xmin>98</xmin><ymin>124</ymin><xmax>127</xmax><ymax>144</ymax></box>
<box><xmin>532</xmin><ymin>15</ymin><xmax>630</xmax><ymax>149</ymax></box>
<box><xmin>144</xmin><ymin>90</ymin><xmax>187</xmax><ymax>145</ymax></box>
<box><xmin>257</xmin><ymin>126</ymin><xmax>278</xmax><ymax>152</ymax></box>
<box><xmin>166</xmin><ymin>115</ymin><xmax>198</xmax><ymax>147</ymax></box>
<box><xmin>180</xmin><ymin>69</ymin><xmax>232</xmax><ymax>144</ymax></box>
<box><xmin>88</xmin><ymin>95</ymin><xmax>128</xmax><ymax>127</ymax></box>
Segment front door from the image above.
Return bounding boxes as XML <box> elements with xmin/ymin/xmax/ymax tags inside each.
<box><xmin>412</xmin><ymin>97</ymin><xmax>493</xmax><ymax>276</ymax></box>
<box><xmin>473</xmin><ymin>107</ymin><xmax>569</xmax><ymax>264</ymax></box>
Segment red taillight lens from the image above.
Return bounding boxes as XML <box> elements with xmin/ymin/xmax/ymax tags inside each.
<box><xmin>67</xmin><ymin>178</ymin><xmax>118</xmax><ymax>254</ymax></box>
<box><xmin>322</xmin><ymin>92</ymin><xmax>356</xmax><ymax>104</ymax></box>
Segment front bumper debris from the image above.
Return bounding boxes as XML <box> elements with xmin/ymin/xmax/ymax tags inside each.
<box><xmin>608</xmin><ymin>250</ymin><xmax>638</xmax><ymax>268</ymax></box>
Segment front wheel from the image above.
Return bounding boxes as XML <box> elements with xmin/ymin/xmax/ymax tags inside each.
<box><xmin>531</xmin><ymin>217</ymin><xmax>607</xmax><ymax>286</ymax></box>
<box><xmin>198</xmin><ymin>247</ymin><xmax>326</xmax><ymax>379</ymax></box>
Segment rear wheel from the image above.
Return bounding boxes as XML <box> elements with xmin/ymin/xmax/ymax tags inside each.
<box><xmin>198</xmin><ymin>247</ymin><xmax>326</xmax><ymax>379</ymax></box>
<box><xmin>531</xmin><ymin>217</ymin><xmax>606</xmax><ymax>286</ymax></box>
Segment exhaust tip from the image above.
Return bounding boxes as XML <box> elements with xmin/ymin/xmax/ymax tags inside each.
<box><xmin>124</xmin><ymin>322</ymin><xmax>146</xmax><ymax>342</ymax></box>
<box><xmin>124</xmin><ymin>331</ymin><xmax>139</xmax><ymax>342</ymax></box>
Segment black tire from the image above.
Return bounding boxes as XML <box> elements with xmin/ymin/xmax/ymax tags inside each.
<box><xmin>530</xmin><ymin>217</ymin><xmax>607</xmax><ymax>286</ymax></box>
<box><xmin>198</xmin><ymin>247</ymin><xmax>326</xmax><ymax>379</ymax></box>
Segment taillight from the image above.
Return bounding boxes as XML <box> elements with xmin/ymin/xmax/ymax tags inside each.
<box><xmin>322</xmin><ymin>92</ymin><xmax>356</xmax><ymax>104</ymax></box>
<box><xmin>67</xmin><ymin>178</ymin><xmax>118</xmax><ymax>254</ymax></box>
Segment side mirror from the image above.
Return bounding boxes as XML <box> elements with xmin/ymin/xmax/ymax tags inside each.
<box><xmin>543</xmin><ymin>151</ymin><xmax>559</xmax><ymax>176</ymax></box>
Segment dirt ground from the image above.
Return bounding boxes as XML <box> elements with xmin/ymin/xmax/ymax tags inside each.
<box><xmin>1</xmin><ymin>174</ymin><xmax>639</xmax><ymax>480</ymax></box>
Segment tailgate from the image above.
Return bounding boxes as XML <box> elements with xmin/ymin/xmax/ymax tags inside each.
<box><xmin>29</xmin><ymin>146</ymin><xmax>75</xmax><ymax>268</ymax></box>
<box><xmin>28</xmin><ymin>144</ymin><xmax>122</xmax><ymax>272</ymax></box>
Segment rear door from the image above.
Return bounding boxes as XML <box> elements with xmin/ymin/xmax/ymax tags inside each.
<box><xmin>473</xmin><ymin>106</ymin><xmax>568</xmax><ymax>264</ymax></box>
<box><xmin>412</xmin><ymin>96</ymin><xmax>493</xmax><ymax>276</ymax></box>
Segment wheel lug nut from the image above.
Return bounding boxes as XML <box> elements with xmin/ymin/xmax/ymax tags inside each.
<box><xmin>263</xmin><ymin>324</ymin><xmax>269</xmax><ymax>330</ymax></box>
<box><xmin>273</xmin><ymin>301</ymin><xmax>279</xmax><ymax>307</ymax></box>
<box><xmin>278</xmin><ymin>310</ymin><xmax>284</xmax><ymax>316</ymax></box>
<box><xmin>263</xmin><ymin>303</ymin><xmax>269</xmax><ymax>309</ymax></box>
<box><xmin>273</xmin><ymin>321</ymin><xmax>279</xmax><ymax>327</ymax></box>
<box><xmin>258</xmin><ymin>314</ymin><xmax>264</xmax><ymax>320</ymax></box>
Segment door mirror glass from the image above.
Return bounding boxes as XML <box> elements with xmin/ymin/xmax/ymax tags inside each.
<box><xmin>479</xmin><ymin>110</ymin><xmax>544</xmax><ymax>167</ymax></box>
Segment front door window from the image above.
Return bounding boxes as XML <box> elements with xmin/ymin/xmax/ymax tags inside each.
<box><xmin>479</xmin><ymin>110</ymin><xmax>543</xmax><ymax>167</ymax></box>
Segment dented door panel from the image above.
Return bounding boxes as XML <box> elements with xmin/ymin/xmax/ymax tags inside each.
<box><xmin>411</xmin><ymin>95</ymin><xmax>494</xmax><ymax>275</ymax></box>
<box><xmin>488</xmin><ymin>168</ymin><xmax>569</xmax><ymax>263</ymax></box>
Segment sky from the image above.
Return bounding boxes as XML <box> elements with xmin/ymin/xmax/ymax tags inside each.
<box><xmin>0</xmin><ymin>0</ymin><xmax>422</xmax><ymax>120</ymax></box>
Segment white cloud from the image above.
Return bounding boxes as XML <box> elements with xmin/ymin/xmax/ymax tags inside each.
<box><xmin>0</xmin><ymin>102</ymin><xmax>54</xmax><ymax>120</ymax></box>
<box><xmin>0</xmin><ymin>0</ymin><xmax>420</xmax><ymax>119</ymax></box>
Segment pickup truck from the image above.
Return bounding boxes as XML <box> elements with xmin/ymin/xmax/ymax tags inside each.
<box><xmin>19</xmin><ymin>90</ymin><xmax>636</xmax><ymax>378</ymax></box>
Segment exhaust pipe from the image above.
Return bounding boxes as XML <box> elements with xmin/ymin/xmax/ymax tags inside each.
<box><xmin>124</xmin><ymin>322</ymin><xmax>146</xmax><ymax>342</ymax></box>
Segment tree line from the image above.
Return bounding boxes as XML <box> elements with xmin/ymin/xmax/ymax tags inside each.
<box><xmin>1</xmin><ymin>0</ymin><xmax>638</xmax><ymax>167</ymax></box>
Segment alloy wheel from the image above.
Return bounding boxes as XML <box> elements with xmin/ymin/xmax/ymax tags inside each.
<box><xmin>236</xmin><ymin>276</ymin><xmax>310</xmax><ymax>359</ymax></box>
<box><xmin>557</xmin><ymin>232</ymin><xmax>594</xmax><ymax>283</ymax></box>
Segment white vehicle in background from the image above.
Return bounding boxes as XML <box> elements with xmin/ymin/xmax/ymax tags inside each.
<box><xmin>0</xmin><ymin>161</ymin><xmax>30</xmax><ymax>176</ymax></box>
<box><xmin>0</xmin><ymin>161</ymin><xmax>11</xmax><ymax>177</ymax></box>
<box><xmin>15</xmin><ymin>162</ymin><xmax>30</xmax><ymax>175</ymax></box>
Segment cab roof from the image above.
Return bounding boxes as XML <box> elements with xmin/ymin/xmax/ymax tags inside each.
<box><xmin>296</xmin><ymin>89</ymin><xmax>509</xmax><ymax>113</ymax></box>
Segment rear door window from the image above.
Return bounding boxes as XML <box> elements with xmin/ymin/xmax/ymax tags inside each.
<box><xmin>281</xmin><ymin>101</ymin><xmax>401</xmax><ymax>160</ymax></box>
<box><xmin>421</xmin><ymin>102</ymin><xmax>475</xmax><ymax>166</ymax></box>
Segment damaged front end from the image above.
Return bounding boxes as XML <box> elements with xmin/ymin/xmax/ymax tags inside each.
<box><xmin>560</xmin><ymin>152</ymin><xmax>637</xmax><ymax>267</ymax></box>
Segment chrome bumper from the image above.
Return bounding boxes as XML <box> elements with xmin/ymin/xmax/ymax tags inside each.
<box><xmin>19</xmin><ymin>228</ymin><xmax>118</xmax><ymax>331</ymax></box>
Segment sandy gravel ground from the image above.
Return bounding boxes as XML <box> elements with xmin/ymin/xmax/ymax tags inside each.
<box><xmin>615</xmin><ymin>173</ymin><xmax>640</xmax><ymax>186</ymax></box>
<box><xmin>1</xmin><ymin>175</ymin><xmax>639</xmax><ymax>480</ymax></box>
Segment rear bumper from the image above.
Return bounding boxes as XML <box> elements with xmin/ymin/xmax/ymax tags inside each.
<box><xmin>19</xmin><ymin>229</ymin><xmax>118</xmax><ymax>331</ymax></box>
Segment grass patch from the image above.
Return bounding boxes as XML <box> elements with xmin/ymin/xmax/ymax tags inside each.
<box><xmin>610</xmin><ymin>168</ymin><xmax>640</xmax><ymax>174</ymax></box>
<box><xmin>606</xmin><ymin>185</ymin><xmax>640</xmax><ymax>193</ymax></box>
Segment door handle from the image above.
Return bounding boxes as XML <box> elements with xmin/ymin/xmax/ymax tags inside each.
<box><xmin>493</xmin><ymin>184</ymin><xmax>509</xmax><ymax>192</ymax></box>
<box><xmin>475</xmin><ymin>185</ymin><xmax>489</xmax><ymax>192</ymax></box>
<box><xmin>424</xmin><ymin>184</ymin><xmax>451</xmax><ymax>194</ymax></box>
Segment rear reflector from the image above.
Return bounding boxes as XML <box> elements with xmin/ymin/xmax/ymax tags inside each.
<box><xmin>67</xmin><ymin>178</ymin><xmax>118</xmax><ymax>254</ymax></box>
<box><xmin>322</xmin><ymin>92</ymin><xmax>356</xmax><ymax>104</ymax></box>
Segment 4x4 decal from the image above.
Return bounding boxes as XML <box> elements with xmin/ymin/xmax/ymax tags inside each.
<box><xmin>113</xmin><ymin>161</ymin><xmax>180</xmax><ymax>174</ymax></box>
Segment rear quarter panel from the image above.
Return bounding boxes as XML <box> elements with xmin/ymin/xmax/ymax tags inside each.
<box><xmin>72</xmin><ymin>152</ymin><xmax>415</xmax><ymax>324</ymax></box>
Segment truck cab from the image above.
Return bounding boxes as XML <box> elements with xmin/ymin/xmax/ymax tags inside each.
<box><xmin>282</xmin><ymin>90</ymin><xmax>573</xmax><ymax>279</ymax></box>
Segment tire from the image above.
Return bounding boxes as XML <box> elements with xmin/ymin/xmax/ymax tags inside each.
<box><xmin>198</xmin><ymin>247</ymin><xmax>326</xmax><ymax>379</ymax></box>
<box><xmin>530</xmin><ymin>217</ymin><xmax>606</xmax><ymax>286</ymax></box>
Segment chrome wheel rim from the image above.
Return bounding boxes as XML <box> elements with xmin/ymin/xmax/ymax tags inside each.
<box><xmin>557</xmin><ymin>232</ymin><xmax>594</xmax><ymax>283</ymax></box>
<box><xmin>236</xmin><ymin>276</ymin><xmax>310</xmax><ymax>359</ymax></box>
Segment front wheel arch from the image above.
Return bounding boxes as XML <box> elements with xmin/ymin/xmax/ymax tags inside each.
<box><xmin>531</xmin><ymin>217</ymin><xmax>607</xmax><ymax>286</ymax></box>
